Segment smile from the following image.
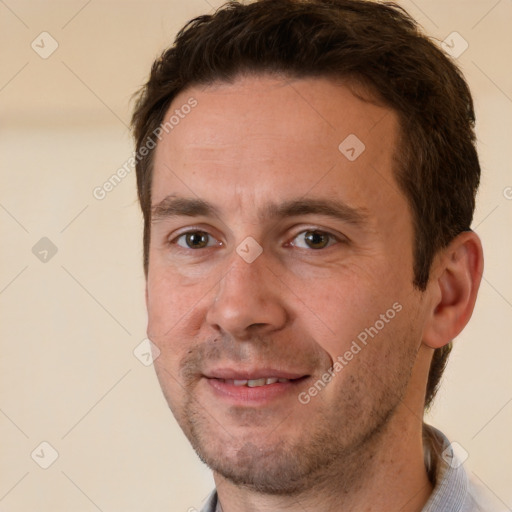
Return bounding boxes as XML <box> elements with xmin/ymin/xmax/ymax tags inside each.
<box><xmin>222</xmin><ymin>377</ymin><xmax>291</xmax><ymax>387</ymax></box>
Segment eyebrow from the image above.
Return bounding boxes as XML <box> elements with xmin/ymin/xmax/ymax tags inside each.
<box><xmin>151</xmin><ymin>195</ymin><xmax>369</xmax><ymax>227</ymax></box>
<box><xmin>263</xmin><ymin>199</ymin><xmax>369</xmax><ymax>226</ymax></box>
<box><xmin>151</xmin><ymin>196</ymin><xmax>221</xmax><ymax>221</ymax></box>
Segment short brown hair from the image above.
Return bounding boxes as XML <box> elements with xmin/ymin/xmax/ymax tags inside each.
<box><xmin>131</xmin><ymin>0</ymin><xmax>480</xmax><ymax>409</ymax></box>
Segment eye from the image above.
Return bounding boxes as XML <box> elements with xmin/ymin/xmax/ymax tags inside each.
<box><xmin>174</xmin><ymin>231</ymin><xmax>220</xmax><ymax>249</ymax></box>
<box><xmin>290</xmin><ymin>230</ymin><xmax>339</xmax><ymax>250</ymax></box>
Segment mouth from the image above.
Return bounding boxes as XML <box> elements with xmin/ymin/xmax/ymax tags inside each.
<box><xmin>203</xmin><ymin>369</ymin><xmax>310</xmax><ymax>404</ymax></box>
<box><xmin>222</xmin><ymin>377</ymin><xmax>294</xmax><ymax>387</ymax></box>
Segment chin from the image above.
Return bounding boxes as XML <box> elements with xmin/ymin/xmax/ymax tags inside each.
<box><xmin>187</xmin><ymin>421</ymin><xmax>343</xmax><ymax>495</ymax></box>
<box><xmin>202</xmin><ymin>441</ymin><xmax>322</xmax><ymax>495</ymax></box>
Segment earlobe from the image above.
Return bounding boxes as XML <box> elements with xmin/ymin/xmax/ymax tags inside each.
<box><xmin>422</xmin><ymin>231</ymin><xmax>484</xmax><ymax>349</ymax></box>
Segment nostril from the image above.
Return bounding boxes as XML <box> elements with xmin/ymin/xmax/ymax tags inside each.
<box><xmin>248</xmin><ymin>323</ymin><xmax>268</xmax><ymax>329</ymax></box>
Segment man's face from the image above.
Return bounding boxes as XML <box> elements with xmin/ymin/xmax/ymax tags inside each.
<box><xmin>147</xmin><ymin>75</ymin><xmax>429</xmax><ymax>493</ymax></box>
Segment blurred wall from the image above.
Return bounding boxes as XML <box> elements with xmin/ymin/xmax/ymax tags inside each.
<box><xmin>1</xmin><ymin>1</ymin><xmax>511</xmax><ymax>510</ymax></box>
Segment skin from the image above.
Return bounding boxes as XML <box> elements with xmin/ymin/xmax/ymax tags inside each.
<box><xmin>145</xmin><ymin>75</ymin><xmax>483</xmax><ymax>511</ymax></box>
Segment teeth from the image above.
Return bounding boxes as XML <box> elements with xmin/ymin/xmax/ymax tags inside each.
<box><xmin>247</xmin><ymin>378</ymin><xmax>266</xmax><ymax>387</ymax></box>
<box><xmin>226</xmin><ymin>377</ymin><xmax>290</xmax><ymax>387</ymax></box>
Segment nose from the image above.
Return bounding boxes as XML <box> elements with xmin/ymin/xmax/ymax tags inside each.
<box><xmin>206</xmin><ymin>251</ymin><xmax>288</xmax><ymax>340</ymax></box>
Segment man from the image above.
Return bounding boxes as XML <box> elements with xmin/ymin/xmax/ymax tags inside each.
<box><xmin>131</xmin><ymin>1</ymin><xmax>491</xmax><ymax>510</ymax></box>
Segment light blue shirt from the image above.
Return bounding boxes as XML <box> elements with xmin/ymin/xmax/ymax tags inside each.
<box><xmin>199</xmin><ymin>425</ymin><xmax>500</xmax><ymax>511</ymax></box>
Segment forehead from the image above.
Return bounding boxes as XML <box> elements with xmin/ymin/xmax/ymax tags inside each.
<box><xmin>151</xmin><ymin>74</ymin><xmax>406</xmax><ymax>226</ymax></box>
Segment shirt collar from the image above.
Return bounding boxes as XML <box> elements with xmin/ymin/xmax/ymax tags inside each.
<box><xmin>421</xmin><ymin>423</ymin><xmax>469</xmax><ymax>512</ymax></box>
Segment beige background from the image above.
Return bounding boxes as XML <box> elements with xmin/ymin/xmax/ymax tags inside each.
<box><xmin>1</xmin><ymin>0</ymin><xmax>511</xmax><ymax>510</ymax></box>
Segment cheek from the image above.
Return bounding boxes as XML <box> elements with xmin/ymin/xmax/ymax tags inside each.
<box><xmin>320</xmin><ymin>303</ymin><xmax>420</xmax><ymax>410</ymax></box>
<box><xmin>294</xmin><ymin>267</ymin><xmax>403</xmax><ymax>360</ymax></box>
<box><xmin>146</xmin><ymin>265</ymin><xmax>207</xmax><ymax>342</ymax></box>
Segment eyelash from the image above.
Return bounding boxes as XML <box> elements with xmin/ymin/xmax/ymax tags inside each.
<box><xmin>168</xmin><ymin>228</ymin><xmax>344</xmax><ymax>252</ymax></box>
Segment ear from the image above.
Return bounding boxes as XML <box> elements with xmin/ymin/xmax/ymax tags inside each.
<box><xmin>422</xmin><ymin>230</ymin><xmax>484</xmax><ymax>349</ymax></box>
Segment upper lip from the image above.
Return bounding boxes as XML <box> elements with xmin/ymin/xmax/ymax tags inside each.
<box><xmin>204</xmin><ymin>368</ymin><xmax>309</xmax><ymax>380</ymax></box>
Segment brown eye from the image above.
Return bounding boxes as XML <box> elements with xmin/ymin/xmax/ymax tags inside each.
<box><xmin>176</xmin><ymin>231</ymin><xmax>212</xmax><ymax>249</ymax></box>
<box><xmin>292</xmin><ymin>230</ymin><xmax>336</xmax><ymax>250</ymax></box>
<box><xmin>304</xmin><ymin>230</ymin><xmax>330</xmax><ymax>249</ymax></box>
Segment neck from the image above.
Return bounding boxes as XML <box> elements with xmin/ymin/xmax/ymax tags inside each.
<box><xmin>213</xmin><ymin>404</ymin><xmax>432</xmax><ymax>512</ymax></box>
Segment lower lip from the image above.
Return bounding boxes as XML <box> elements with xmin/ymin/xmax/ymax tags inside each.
<box><xmin>205</xmin><ymin>377</ymin><xmax>306</xmax><ymax>405</ymax></box>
